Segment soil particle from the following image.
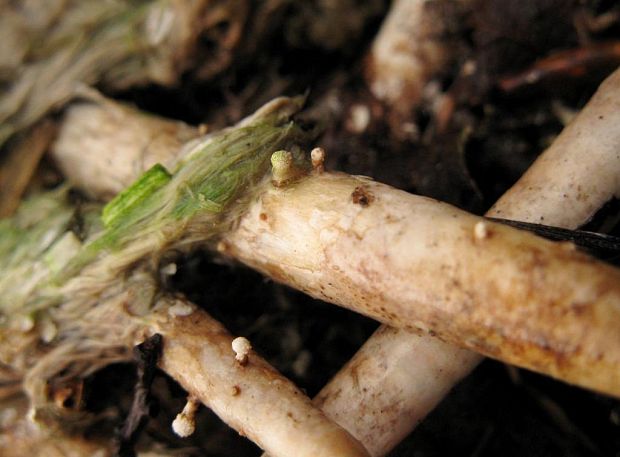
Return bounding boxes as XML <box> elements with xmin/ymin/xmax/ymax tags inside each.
<box><xmin>351</xmin><ymin>185</ymin><xmax>374</xmax><ymax>207</ymax></box>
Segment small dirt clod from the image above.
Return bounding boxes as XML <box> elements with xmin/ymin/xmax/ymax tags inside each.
<box><xmin>351</xmin><ymin>186</ymin><xmax>374</xmax><ymax>207</ymax></box>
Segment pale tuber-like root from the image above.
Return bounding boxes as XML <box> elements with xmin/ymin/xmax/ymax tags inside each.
<box><xmin>222</xmin><ymin>171</ymin><xmax>620</xmax><ymax>397</ymax></box>
<box><xmin>299</xmin><ymin>66</ymin><xmax>620</xmax><ymax>456</ymax></box>
<box><xmin>490</xmin><ymin>66</ymin><xmax>620</xmax><ymax>228</ymax></box>
<box><xmin>152</xmin><ymin>299</ymin><xmax>370</xmax><ymax>457</ymax></box>
<box><xmin>365</xmin><ymin>0</ymin><xmax>470</xmax><ymax>115</ymax></box>
<box><xmin>51</xmin><ymin>93</ymin><xmax>198</xmax><ymax>200</ymax></box>
<box><xmin>311</xmin><ymin>326</ymin><xmax>480</xmax><ymax>457</ymax></box>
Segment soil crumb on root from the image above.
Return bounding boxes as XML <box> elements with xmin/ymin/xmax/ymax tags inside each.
<box><xmin>351</xmin><ymin>186</ymin><xmax>374</xmax><ymax>207</ymax></box>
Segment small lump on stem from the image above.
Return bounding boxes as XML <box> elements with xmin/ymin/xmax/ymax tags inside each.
<box><xmin>474</xmin><ymin>221</ymin><xmax>489</xmax><ymax>240</ymax></box>
<box><xmin>311</xmin><ymin>147</ymin><xmax>326</xmax><ymax>173</ymax></box>
<box><xmin>172</xmin><ymin>397</ymin><xmax>200</xmax><ymax>438</ymax></box>
<box><xmin>232</xmin><ymin>336</ymin><xmax>252</xmax><ymax>365</ymax></box>
<box><xmin>270</xmin><ymin>150</ymin><xmax>305</xmax><ymax>187</ymax></box>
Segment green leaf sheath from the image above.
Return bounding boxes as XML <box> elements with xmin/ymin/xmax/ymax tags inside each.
<box><xmin>58</xmin><ymin>100</ymin><xmax>309</xmax><ymax>282</ymax></box>
<box><xmin>102</xmin><ymin>163</ymin><xmax>172</xmax><ymax>229</ymax></box>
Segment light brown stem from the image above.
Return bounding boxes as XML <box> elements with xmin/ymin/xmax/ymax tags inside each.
<box><xmin>151</xmin><ymin>298</ymin><xmax>370</xmax><ymax>457</ymax></box>
<box><xmin>52</xmin><ymin>95</ymin><xmax>197</xmax><ymax>200</ymax></box>
<box><xmin>311</xmin><ymin>326</ymin><xmax>479</xmax><ymax>457</ymax></box>
<box><xmin>302</xmin><ymin>65</ymin><xmax>620</xmax><ymax>455</ymax></box>
<box><xmin>50</xmin><ymin>91</ymin><xmax>620</xmax><ymax>395</ymax></box>
<box><xmin>222</xmin><ymin>171</ymin><xmax>620</xmax><ymax>397</ymax></box>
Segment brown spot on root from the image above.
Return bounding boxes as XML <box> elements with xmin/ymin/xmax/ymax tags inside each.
<box><xmin>259</xmin><ymin>212</ymin><xmax>268</xmax><ymax>221</ymax></box>
<box><xmin>351</xmin><ymin>186</ymin><xmax>374</xmax><ymax>207</ymax></box>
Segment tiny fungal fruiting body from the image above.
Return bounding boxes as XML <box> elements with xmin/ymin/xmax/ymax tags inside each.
<box><xmin>270</xmin><ymin>150</ymin><xmax>307</xmax><ymax>187</ymax></box>
<box><xmin>232</xmin><ymin>336</ymin><xmax>252</xmax><ymax>365</ymax></box>
<box><xmin>474</xmin><ymin>221</ymin><xmax>488</xmax><ymax>240</ymax></box>
<box><xmin>311</xmin><ymin>147</ymin><xmax>326</xmax><ymax>173</ymax></box>
<box><xmin>172</xmin><ymin>397</ymin><xmax>200</xmax><ymax>437</ymax></box>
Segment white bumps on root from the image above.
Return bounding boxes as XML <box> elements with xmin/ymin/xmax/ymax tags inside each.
<box><xmin>172</xmin><ymin>398</ymin><xmax>199</xmax><ymax>437</ymax></box>
<box><xmin>232</xmin><ymin>336</ymin><xmax>252</xmax><ymax>365</ymax></box>
<box><xmin>474</xmin><ymin>221</ymin><xmax>489</xmax><ymax>240</ymax></box>
<box><xmin>168</xmin><ymin>301</ymin><xmax>194</xmax><ymax>317</ymax></box>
